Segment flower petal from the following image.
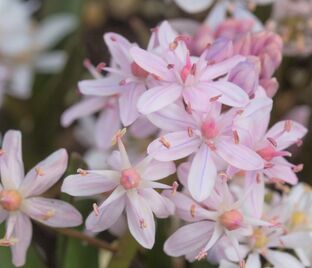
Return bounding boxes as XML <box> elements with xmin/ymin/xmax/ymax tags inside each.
<box><xmin>188</xmin><ymin>144</ymin><xmax>217</xmax><ymax>201</ymax></box>
<box><xmin>216</xmin><ymin>137</ymin><xmax>264</xmax><ymax>170</ymax></box>
<box><xmin>0</xmin><ymin>130</ymin><xmax>24</xmax><ymax>189</ymax></box>
<box><xmin>174</xmin><ymin>0</ymin><xmax>213</xmax><ymax>13</ymax></box>
<box><xmin>137</xmin><ymin>84</ymin><xmax>182</xmax><ymax>114</ymax></box>
<box><xmin>147</xmin><ymin>131</ymin><xmax>200</xmax><ymax>161</ymax></box>
<box><xmin>86</xmin><ymin>195</ymin><xmax>126</xmax><ymax>232</ymax></box>
<box><xmin>20</xmin><ymin>149</ymin><xmax>68</xmax><ymax>197</ymax></box>
<box><xmin>139</xmin><ymin>159</ymin><xmax>176</xmax><ymax>181</ymax></box>
<box><xmin>126</xmin><ymin>190</ymin><xmax>155</xmax><ymax>249</ymax></box>
<box><xmin>61</xmin><ymin>170</ymin><xmax>119</xmax><ymax>196</ymax></box>
<box><xmin>265</xmin><ymin>250</ymin><xmax>304</xmax><ymax>268</ymax></box>
<box><xmin>22</xmin><ymin>197</ymin><xmax>82</xmax><ymax>228</ymax></box>
<box><xmin>246</xmin><ymin>252</ymin><xmax>261</xmax><ymax>268</ymax></box>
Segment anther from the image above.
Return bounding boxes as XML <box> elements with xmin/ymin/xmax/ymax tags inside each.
<box><xmin>172</xmin><ymin>181</ymin><xmax>179</xmax><ymax>195</ymax></box>
<box><xmin>93</xmin><ymin>203</ymin><xmax>100</xmax><ymax>216</ymax></box>
<box><xmin>77</xmin><ymin>168</ymin><xmax>88</xmax><ymax>176</ymax></box>
<box><xmin>190</xmin><ymin>204</ymin><xmax>196</xmax><ymax>218</ymax></box>
<box><xmin>112</xmin><ymin>128</ymin><xmax>127</xmax><ymax>145</ymax></box>
<box><xmin>159</xmin><ymin>136</ymin><xmax>171</xmax><ymax>149</ymax></box>
<box><xmin>188</xmin><ymin>127</ymin><xmax>193</xmax><ymax>137</ymax></box>
<box><xmin>209</xmin><ymin>94</ymin><xmax>222</xmax><ymax>102</ymax></box>
<box><xmin>284</xmin><ymin>120</ymin><xmax>292</xmax><ymax>132</ymax></box>
<box><xmin>0</xmin><ymin>237</ymin><xmax>18</xmax><ymax>246</ymax></box>
<box><xmin>139</xmin><ymin>218</ymin><xmax>147</xmax><ymax>229</ymax></box>
<box><xmin>293</xmin><ymin>164</ymin><xmax>303</xmax><ymax>173</ymax></box>
<box><xmin>42</xmin><ymin>210</ymin><xmax>55</xmax><ymax>221</ymax></box>
<box><xmin>195</xmin><ymin>249</ymin><xmax>207</xmax><ymax>261</ymax></box>
<box><xmin>35</xmin><ymin>167</ymin><xmax>45</xmax><ymax>176</ymax></box>
<box><xmin>233</xmin><ymin>130</ymin><xmax>240</xmax><ymax>144</ymax></box>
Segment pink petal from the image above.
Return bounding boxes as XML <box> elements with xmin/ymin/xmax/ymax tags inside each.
<box><xmin>264</xmin><ymin>159</ymin><xmax>298</xmax><ymax>185</ymax></box>
<box><xmin>204</xmin><ymin>81</ymin><xmax>249</xmax><ymax>107</ymax></box>
<box><xmin>22</xmin><ymin>197</ymin><xmax>82</xmax><ymax>227</ymax></box>
<box><xmin>177</xmin><ymin>161</ymin><xmax>191</xmax><ymax>187</ymax></box>
<box><xmin>8</xmin><ymin>213</ymin><xmax>32</xmax><ymax>267</ymax></box>
<box><xmin>60</xmin><ymin>97</ymin><xmax>106</xmax><ymax>127</ymax></box>
<box><xmin>61</xmin><ymin>170</ymin><xmax>119</xmax><ymax>196</ymax></box>
<box><xmin>19</xmin><ymin>149</ymin><xmax>68</xmax><ymax>197</ymax></box>
<box><xmin>162</xmin><ymin>190</ymin><xmax>217</xmax><ymax>222</ymax></box>
<box><xmin>137</xmin><ymin>84</ymin><xmax>182</xmax><ymax>114</ymax></box>
<box><xmin>140</xmin><ymin>188</ymin><xmax>174</xmax><ymax>218</ymax></box>
<box><xmin>0</xmin><ymin>130</ymin><xmax>24</xmax><ymax>189</ymax></box>
<box><xmin>129</xmin><ymin>116</ymin><xmax>158</xmax><ymax>138</ymax></box>
<box><xmin>79</xmin><ymin>76</ymin><xmax>122</xmax><ymax>97</ymax></box>
<box><xmin>147</xmin><ymin>103</ymin><xmax>196</xmax><ymax>131</ymax></box>
<box><xmin>86</xmin><ymin>195</ymin><xmax>126</xmax><ymax>232</ymax></box>
<box><xmin>139</xmin><ymin>159</ymin><xmax>176</xmax><ymax>181</ymax></box>
<box><xmin>216</xmin><ymin>137</ymin><xmax>264</xmax><ymax>170</ymax></box>
<box><xmin>265</xmin><ymin>120</ymin><xmax>308</xmax><ymax>150</ymax></box>
<box><xmin>126</xmin><ymin>190</ymin><xmax>155</xmax><ymax>249</ymax></box>
<box><xmin>130</xmin><ymin>47</ymin><xmax>174</xmax><ymax>81</ymax></box>
<box><xmin>95</xmin><ymin>105</ymin><xmax>121</xmax><ymax>149</ymax></box>
<box><xmin>246</xmin><ymin>253</ymin><xmax>261</xmax><ymax>268</ymax></box>
<box><xmin>164</xmin><ymin>221</ymin><xmax>214</xmax><ymax>257</ymax></box>
<box><xmin>147</xmin><ymin>131</ymin><xmax>200</xmax><ymax>161</ymax></box>
<box><xmin>188</xmin><ymin>144</ymin><xmax>217</xmax><ymax>201</ymax></box>
<box><xmin>119</xmin><ymin>83</ymin><xmax>144</xmax><ymax>126</ymax></box>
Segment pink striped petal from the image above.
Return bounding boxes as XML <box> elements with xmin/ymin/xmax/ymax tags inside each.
<box><xmin>22</xmin><ymin>197</ymin><xmax>82</xmax><ymax>227</ymax></box>
<box><xmin>126</xmin><ymin>190</ymin><xmax>155</xmax><ymax>249</ymax></box>
<box><xmin>139</xmin><ymin>159</ymin><xmax>176</xmax><ymax>181</ymax></box>
<box><xmin>86</xmin><ymin>195</ymin><xmax>126</xmax><ymax>232</ymax></box>
<box><xmin>20</xmin><ymin>149</ymin><xmax>68</xmax><ymax>197</ymax></box>
<box><xmin>147</xmin><ymin>131</ymin><xmax>200</xmax><ymax>161</ymax></box>
<box><xmin>137</xmin><ymin>84</ymin><xmax>182</xmax><ymax>114</ymax></box>
<box><xmin>188</xmin><ymin>144</ymin><xmax>217</xmax><ymax>201</ymax></box>
<box><xmin>61</xmin><ymin>170</ymin><xmax>119</xmax><ymax>196</ymax></box>
<box><xmin>1</xmin><ymin>130</ymin><xmax>24</xmax><ymax>189</ymax></box>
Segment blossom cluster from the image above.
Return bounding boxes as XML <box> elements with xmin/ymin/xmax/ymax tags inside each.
<box><xmin>0</xmin><ymin>1</ymin><xmax>311</xmax><ymax>268</ymax></box>
<box><xmin>60</xmin><ymin>18</ymin><xmax>310</xmax><ymax>268</ymax></box>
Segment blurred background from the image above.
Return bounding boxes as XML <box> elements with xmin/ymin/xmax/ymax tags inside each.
<box><xmin>0</xmin><ymin>0</ymin><xmax>311</xmax><ymax>267</ymax></box>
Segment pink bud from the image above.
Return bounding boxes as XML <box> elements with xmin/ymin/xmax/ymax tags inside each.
<box><xmin>121</xmin><ymin>168</ymin><xmax>141</xmax><ymax>189</ymax></box>
<box><xmin>219</xmin><ymin>209</ymin><xmax>244</xmax><ymax>231</ymax></box>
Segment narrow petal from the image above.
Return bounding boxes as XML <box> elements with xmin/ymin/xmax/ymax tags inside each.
<box><xmin>137</xmin><ymin>84</ymin><xmax>182</xmax><ymax>114</ymax></box>
<box><xmin>174</xmin><ymin>0</ymin><xmax>213</xmax><ymax>13</ymax></box>
<box><xmin>61</xmin><ymin>97</ymin><xmax>106</xmax><ymax>127</ymax></box>
<box><xmin>148</xmin><ymin>131</ymin><xmax>200</xmax><ymax>161</ymax></box>
<box><xmin>8</xmin><ymin>213</ymin><xmax>32</xmax><ymax>267</ymax></box>
<box><xmin>130</xmin><ymin>47</ymin><xmax>173</xmax><ymax>81</ymax></box>
<box><xmin>147</xmin><ymin>103</ymin><xmax>196</xmax><ymax>131</ymax></box>
<box><xmin>61</xmin><ymin>171</ymin><xmax>119</xmax><ymax>196</ymax></box>
<box><xmin>216</xmin><ymin>137</ymin><xmax>264</xmax><ymax>170</ymax></box>
<box><xmin>86</xmin><ymin>195</ymin><xmax>126</xmax><ymax>232</ymax></box>
<box><xmin>139</xmin><ymin>159</ymin><xmax>176</xmax><ymax>181</ymax></box>
<box><xmin>246</xmin><ymin>252</ymin><xmax>261</xmax><ymax>268</ymax></box>
<box><xmin>119</xmin><ymin>83</ymin><xmax>144</xmax><ymax>126</ymax></box>
<box><xmin>164</xmin><ymin>221</ymin><xmax>214</xmax><ymax>257</ymax></box>
<box><xmin>265</xmin><ymin>120</ymin><xmax>308</xmax><ymax>150</ymax></box>
<box><xmin>188</xmin><ymin>144</ymin><xmax>217</xmax><ymax>202</ymax></box>
<box><xmin>126</xmin><ymin>190</ymin><xmax>155</xmax><ymax>249</ymax></box>
<box><xmin>264</xmin><ymin>161</ymin><xmax>298</xmax><ymax>185</ymax></box>
<box><xmin>79</xmin><ymin>76</ymin><xmax>122</xmax><ymax>97</ymax></box>
<box><xmin>140</xmin><ymin>189</ymin><xmax>174</xmax><ymax>218</ymax></box>
<box><xmin>22</xmin><ymin>197</ymin><xmax>82</xmax><ymax>227</ymax></box>
<box><xmin>0</xmin><ymin>130</ymin><xmax>24</xmax><ymax>189</ymax></box>
<box><xmin>19</xmin><ymin>149</ymin><xmax>68</xmax><ymax>197</ymax></box>
<box><xmin>35</xmin><ymin>51</ymin><xmax>66</xmax><ymax>73</ymax></box>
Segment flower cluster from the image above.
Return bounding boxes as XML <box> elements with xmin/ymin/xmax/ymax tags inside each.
<box><xmin>59</xmin><ymin>18</ymin><xmax>310</xmax><ymax>268</ymax></box>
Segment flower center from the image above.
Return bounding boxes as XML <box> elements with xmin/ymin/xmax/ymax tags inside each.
<box><xmin>201</xmin><ymin>119</ymin><xmax>219</xmax><ymax>140</ymax></box>
<box><xmin>131</xmin><ymin>62</ymin><xmax>149</xmax><ymax>78</ymax></box>
<box><xmin>252</xmin><ymin>228</ymin><xmax>268</xmax><ymax>249</ymax></box>
<box><xmin>289</xmin><ymin>211</ymin><xmax>308</xmax><ymax>229</ymax></box>
<box><xmin>0</xmin><ymin>190</ymin><xmax>22</xmax><ymax>211</ymax></box>
<box><xmin>219</xmin><ymin>209</ymin><xmax>243</xmax><ymax>231</ymax></box>
<box><xmin>120</xmin><ymin>168</ymin><xmax>141</xmax><ymax>190</ymax></box>
<box><xmin>256</xmin><ymin>145</ymin><xmax>290</xmax><ymax>162</ymax></box>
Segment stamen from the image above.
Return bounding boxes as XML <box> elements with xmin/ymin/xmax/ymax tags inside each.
<box><xmin>206</xmin><ymin>140</ymin><xmax>216</xmax><ymax>151</ymax></box>
<box><xmin>233</xmin><ymin>130</ymin><xmax>240</xmax><ymax>144</ymax></box>
<box><xmin>239</xmin><ymin>260</ymin><xmax>246</xmax><ymax>268</ymax></box>
<box><xmin>169</xmin><ymin>41</ymin><xmax>178</xmax><ymax>51</ymax></box>
<box><xmin>83</xmin><ymin>58</ymin><xmax>102</xmax><ymax>79</ymax></box>
<box><xmin>284</xmin><ymin>120</ymin><xmax>292</xmax><ymax>132</ymax></box>
<box><xmin>96</xmin><ymin>62</ymin><xmax>106</xmax><ymax>72</ymax></box>
<box><xmin>159</xmin><ymin>136</ymin><xmax>171</xmax><ymax>149</ymax></box>
<box><xmin>93</xmin><ymin>203</ymin><xmax>100</xmax><ymax>216</ymax></box>
<box><xmin>77</xmin><ymin>168</ymin><xmax>88</xmax><ymax>176</ymax></box>
<box><xmin>190</xmin><ymin>64</ymin><xmax>196</xmax><ymax>75</ymax></box>
<box><xmin>185</xmin><ymin>102</ymin><xmax>192</xmax><ymax>114</ymax></box>
<box><xmin>42</xmin><ymin>210</ymin><xmax>55</xmax><ymax>221</ymax></box>
<box><xmin>195</xmin><ymin>249</ymin><xmax>207</xmax><ymax>261</ymax></box>
<box><xmin>209</xmin><ymin>94</ymin><xmax>222</xmax><ymax>102</ymax></box>
<box><xmin>0</xmin><ymin>237</ymin><xmax>18</xmax><ymax>246</ymax></box>
<box><xmin>171</xmin><ymin>181</ymin><xmax>179</xmax><ymax>195</ymax></box>
<box><xmin>112</xmin><ymin>128</ymin><xmax>127</xmax><ymax>145</ymax></box>
<box><xmin>293</xmin><ymin>164</ymin><xmax>303</xmax><ymax>173</ymax></box>
<box><xmin>187</xmin><ymin>127</ymin><xmax>193</xmax><ymax>137</ymax></box>
<box><xmin>190</xmin><ymin>204</ymin><xmax>196</xmax><ymax>218</ymax></box>
<box><xmin>35</xmin><ymin>167</ymin><xmax>45</xmax><ymax>176</ymax></box>
<box><xmin>219</xmin><ymin>171</ymin><xmax>229</xmax><ymax>181</ymax></box>
<box><xmin>267</xmin><ymin>137</ymin><xmax>277</xmax><ymax>147</ymax></box>
<box><xmin>110</xmin><ymin>36</ymin><xmax>116</xmax><ymax>42</ymax></box>
<box><xmin>150</xmin><ymin>27</ymin><xmax>158</xmax><ymax>33</ymax></box>
<box><xmin>139</xmin><ymin>218</ymin><xmax>147</xmax><ymax>229</ymax></box>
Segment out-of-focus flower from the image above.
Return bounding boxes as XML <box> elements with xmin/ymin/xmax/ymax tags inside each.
<box><xmin>0</xmin><ymin>130</ymin><xmax>82</xmax><ymax>267</ymax></box>
<box><xmin>62</xmin><ymin>130</ymin><xmax>175</xmax><ymax>249</ymax></box>
<box><xmin>173</xmin><ymin>0</ymin><xmax>274</xmax><ymax>30</ymax></box>
<box><xmin>0</xmin><ymin>0</ymin><xmax>77</xmax><ymax>100</ymax></box>
<box><xmin>269</xmin><ymin>0</ymin><xmax>312</xmax><ymax>56</ymax></box>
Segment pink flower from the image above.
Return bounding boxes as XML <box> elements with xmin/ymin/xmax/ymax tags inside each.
<box><xmin>62</xmin><ymin>130</ymin><xmax>175</xmax><ymax>249</ymax></box>
<box><xmin>147</xmin><ymin>103</ymin><xmax>264</xmax><ymax>201</ymax></box>
<box><xmin>0</xmin><ymin>130</ymin><xmax>82</xmax><ymax>267</ymax></box>
<box><xmin>163</xmin><ymin>179</ymin><xmax>271</xmax><ymax>263</ymax></box>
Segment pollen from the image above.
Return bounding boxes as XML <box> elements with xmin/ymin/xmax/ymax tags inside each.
<box><xmin>42</xmin><ymin>210</ymin><xmax>55</xmax><ymax>221</ymax></box>
<box><xmin>35</xmin><ymin>167</ymin><xmax>45</xmax><ymax>176</ymax></box>
<box><xmin>190</xmin><ymin>204</ymin><xmax>196</xmax><ymax>218</ymax></box>
<box><xmin>77</xmin><ymin>168</ymin><xmax>88</xmax><ymax>176</ymax></box>
<box><xmin>289</xmin><ymin>211</ymin><xmax>308</xmax><ymax>229</ymax></box>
